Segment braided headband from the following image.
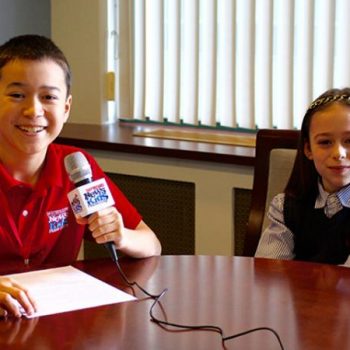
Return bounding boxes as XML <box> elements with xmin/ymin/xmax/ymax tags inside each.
<box><xmin>308</xmin><ymin>94</ymin><xmax>350</xmax><ymax>111</ymax></box>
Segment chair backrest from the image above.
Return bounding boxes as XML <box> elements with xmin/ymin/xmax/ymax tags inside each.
<box><xmin>243</xmin><ymin>129</ymin><xmax>300</xmax><ymax>256</ymax></box>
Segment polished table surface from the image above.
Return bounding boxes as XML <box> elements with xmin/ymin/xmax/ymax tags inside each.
<box><xmin>1</xmin><ymin>255</ymin><xmax>350</xmax><ymax>350</ymax></box>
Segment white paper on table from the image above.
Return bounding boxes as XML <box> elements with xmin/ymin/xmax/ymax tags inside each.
<box><xmin>5</xmin><ymin>265</ymin><xmax>136</xmax><ymax>318</ymax></box>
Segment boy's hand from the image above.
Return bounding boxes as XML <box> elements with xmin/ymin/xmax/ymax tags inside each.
<box><xmin>76</xmin><ymin>207</ymin><xmax>126</xmax><ymax>248</ymax></box>
<box><xmin>0</xmin><ymin>277</ymin><xmax>37</xmax><ymax>318</ymax></box>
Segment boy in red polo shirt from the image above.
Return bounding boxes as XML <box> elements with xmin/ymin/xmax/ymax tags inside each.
<box><xmin>0</xmin><ymin>35</ymin><xmax>161</xmax><ymax>318</ymax></box>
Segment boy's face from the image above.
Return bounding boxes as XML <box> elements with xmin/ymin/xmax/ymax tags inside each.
<box><xmin>0</xmin><ymin>58</ymin><xmax>71</xmax><ymax>159</ymax></box>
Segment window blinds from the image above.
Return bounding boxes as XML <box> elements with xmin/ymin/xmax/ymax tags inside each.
<box><xmin>113</xmin><ymin>0</ymin><xmax>350</xmax><ymax>130</ymax></box>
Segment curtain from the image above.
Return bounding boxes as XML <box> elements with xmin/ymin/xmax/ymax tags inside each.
<box><xmin>111</xmin><ymin>0</ymin><xmax>350</xmax><ymax>130</ymax></box>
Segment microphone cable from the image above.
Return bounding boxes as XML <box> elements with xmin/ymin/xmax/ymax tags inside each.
<box><xmin>64</xmin><ymin>152</ymin><xmax>283</xmax><ymax>346</ymax></box>
<box><xmin>112</xmin><ymin>254</ymin><xmax>285</xmax><ymax>350</ymax></box>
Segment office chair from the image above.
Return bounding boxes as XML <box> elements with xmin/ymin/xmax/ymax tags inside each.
<box><xmin>243</xmin><ymin>129</ymin><xmax>300</xmax><ymax>256</ymax></box>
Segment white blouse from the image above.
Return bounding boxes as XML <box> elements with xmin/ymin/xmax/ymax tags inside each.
<box><xmin>255</xmin><ymin>182</ymin><xmax>350</xmax><ymax>266</ymax></box>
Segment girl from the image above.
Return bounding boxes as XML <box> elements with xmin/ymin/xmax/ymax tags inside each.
<box><xmin>256</xmin><ymin>88</ymin><xmax>350</xmax><ymax>265</ymax></box>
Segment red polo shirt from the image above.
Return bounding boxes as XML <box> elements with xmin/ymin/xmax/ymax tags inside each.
<box><xmin>0</xmin><ymin>144</ymin><xmax>142</xmax><ymax>273</ymax></box>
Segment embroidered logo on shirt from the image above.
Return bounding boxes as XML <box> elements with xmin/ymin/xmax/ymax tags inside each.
<box><xmin>47</xmin><ymin>207</ymin><xmax>69</xmax><ymax>233</ymax></box>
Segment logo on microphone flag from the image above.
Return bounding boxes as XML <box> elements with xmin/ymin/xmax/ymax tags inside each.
<box><xmin>67</xmin><ymin>178</ymin><xmax>115</xmax><ymax>217</ymax></box>
<box><xmin>70</xmin><ymin>194</ymin><xmax>83</xmax><ymax>214</ymax></box>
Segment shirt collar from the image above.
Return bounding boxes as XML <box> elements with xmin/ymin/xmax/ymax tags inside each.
<box><xmin>0</xmin><ymin>161</ymin><xmax>24</xmax><ymax>191</ymax></box>
<box><xmin>315</xmin><ymin>180</ymin><xmax>350</xmax><ymax>209</ymax></box>
<box><xmin>36</xmin><ymin>145</ymin><xmax>64</xmax><ymax>190</ymax></box>
<box><xmin>0</xmin><ymin>144</ymin><xmax>64</xmax><ymax>193</ymax></box>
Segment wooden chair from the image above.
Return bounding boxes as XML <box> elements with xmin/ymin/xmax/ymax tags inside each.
<box><xmin>243</xmin><ymin>129</ymin><xmax>300</xmax><ymax>256</ymax></box>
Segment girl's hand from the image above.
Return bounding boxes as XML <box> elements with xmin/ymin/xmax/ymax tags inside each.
<box><xmin>0</xmin><ymin>277</ymin><xmax>37</xmax><ymax>318</ymax></box>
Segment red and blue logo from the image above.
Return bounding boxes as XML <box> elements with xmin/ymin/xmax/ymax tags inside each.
<box><xmin>47</xmin><ymin>207</ymin><xmax>69</xmax><ymax>233</ymax></box>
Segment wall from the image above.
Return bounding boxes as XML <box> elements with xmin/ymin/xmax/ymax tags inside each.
<box><xmin>88</xmin><ymin>150</ymin><xmax>253</xmax><ymax>255</ymax></box>
<box><xmin>0</xmin><ymin>0</ymin><xmax>50</xmax><ymax>43</ymax></box>
<box><xmin>51</xmin><ymin>0</ymin><xmax>109</xmax><ymax>124</ymax></box>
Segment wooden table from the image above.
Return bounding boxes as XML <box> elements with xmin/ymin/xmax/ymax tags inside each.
<box><xmin>1</xmin><ymin>256</ymin><xmax>350</xmax><ymax>350</ymax></box>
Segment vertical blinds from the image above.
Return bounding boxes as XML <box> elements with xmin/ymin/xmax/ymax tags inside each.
<box><xmin>114</xmin><ymin>0</ymin><xmax>350</xmax><ymax>130</ymax></box>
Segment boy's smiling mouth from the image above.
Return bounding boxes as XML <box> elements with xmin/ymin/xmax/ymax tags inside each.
<box><xmin>16</xmin><ymin>125</ymin><xmax>47</xmax><ymax>133</ymax></box>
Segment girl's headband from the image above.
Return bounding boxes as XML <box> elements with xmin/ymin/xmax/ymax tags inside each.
<box><xmin>308</xmin><ymin>94</ymin><xmax>350</xmax><ymax>111</ymax></box>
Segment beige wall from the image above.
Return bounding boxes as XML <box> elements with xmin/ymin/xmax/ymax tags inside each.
<box><xmin>51</xmin><ymin>0</ymin><xmax>109</xmax><ymax>124</ymax></box>
<box><xmin>89</xmin><ymin>150</ymin><xmax>253</xmax><ymax>255</ymax></box>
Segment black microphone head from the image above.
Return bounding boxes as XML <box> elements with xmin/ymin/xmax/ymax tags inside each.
<box><xmin>64</xmin><ymin>151</ymin><xmax>92</xmax><ymax>185</ymax></box>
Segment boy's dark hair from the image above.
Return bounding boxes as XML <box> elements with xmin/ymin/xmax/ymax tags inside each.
<box><xmin>285</xmin><ymin>87</ymin><xmax>350</xmax><ymax>199</ymax></box>
<box><xmin>0</xmin><ymin>34</ymin><xmax>71</xmax><ymax>97</ymax></box>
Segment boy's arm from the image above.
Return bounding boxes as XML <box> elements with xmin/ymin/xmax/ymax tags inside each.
<box><xmin>76</xmin><ymin>207</ymin><xmax>161</xmax><ymax>258</ymax></box>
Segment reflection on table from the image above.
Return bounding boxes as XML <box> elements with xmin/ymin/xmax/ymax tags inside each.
<box><xmin>1</xmin><ymin>255</ymin><xmax>350</xmax><ymax>350</ymax></box>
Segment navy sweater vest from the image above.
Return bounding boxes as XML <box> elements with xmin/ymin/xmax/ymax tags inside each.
<box><xmin>284</xmin><ymin>195</ymin><xmax>350</xmax><ymax>264</ymax></box>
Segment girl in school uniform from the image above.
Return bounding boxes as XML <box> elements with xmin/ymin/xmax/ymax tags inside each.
<box><xmin>256</xmin><ymin>87</ymin><xmax>350</xmax><ymax>266</ymax></box>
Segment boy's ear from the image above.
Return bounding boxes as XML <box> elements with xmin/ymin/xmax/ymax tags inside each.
<box><xmin>63</xmin><ymin>95</ymin><xmax>72</xmax><ymax>122</ymax></box>
<box><xmin>304</xmin><ymin>142</ymin><xmax>313</xmax><ymax>160</ymax></box>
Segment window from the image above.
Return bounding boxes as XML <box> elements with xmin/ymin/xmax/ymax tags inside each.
<box><xmin>108</xmin><ymin>0</ymin><xmax>350</xmax><ymax>130</ymax></box>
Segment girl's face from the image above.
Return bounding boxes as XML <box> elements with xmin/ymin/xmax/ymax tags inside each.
<box><xmin>304</xmin><ymin>103</ymin><xmax>350</xmax><ymax>193</ymax></box>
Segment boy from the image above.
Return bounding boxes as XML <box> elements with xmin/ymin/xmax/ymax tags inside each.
<box><xmin>0</xmin><ymin>35</ymin><xmax>161</xmax><ymax>318</ymax></box>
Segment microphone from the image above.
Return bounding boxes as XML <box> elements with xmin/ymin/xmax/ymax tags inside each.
<box><xmin>64</xmin><ymin>151</ymin><xmax>118</xmax><ymax>263</ymax></box>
